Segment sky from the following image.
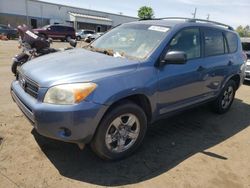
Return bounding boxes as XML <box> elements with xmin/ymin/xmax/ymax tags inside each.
<box><xmin>41</xmin><ymin>0</ymin><xmax>250</xmax><ymax>28</ymax></box>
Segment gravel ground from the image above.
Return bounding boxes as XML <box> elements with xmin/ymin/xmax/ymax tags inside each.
<box><xmin>0</xmin><ymin>40</ymin><xmax>250</xmax><ymax>188</ymax></box>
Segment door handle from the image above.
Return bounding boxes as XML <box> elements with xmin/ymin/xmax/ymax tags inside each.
<box><xmin>228</xmin><ymin>61</ymin><xmax>234</xmax><ymax>66</ymax></box>
<box><xmin>197</xmin><ymin>66</ymin><xmax>206</xmax><ymax>72</ymax></box>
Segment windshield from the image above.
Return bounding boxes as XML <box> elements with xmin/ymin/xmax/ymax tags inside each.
<box><xmin>42</xmin><ymin>25</ymin><xmax>49</xmax><ymax>29</ymax></box>
<box><xmin>242</xmin><ymin>42</ymin><xmax>250</xmax><ymax>51</ymax></box>
<box><xmin>91</xmin><ymin>23</ymin><xmax>170</xmax><ymax>60</ymax></box>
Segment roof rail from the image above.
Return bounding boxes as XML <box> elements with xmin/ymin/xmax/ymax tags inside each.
<box><xmin>187</xmin><ymin>18</ymin><xmax>234</xmax><ymax>30</ymax></box>
<box><xmin>141</xmin><ymin>17</ymin><xmax>234</xmax><ymax>30</ymax></box>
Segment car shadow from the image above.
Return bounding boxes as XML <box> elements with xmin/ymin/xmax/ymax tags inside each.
<box><xmin>32</xmin><ymin>98</ymin><xmax>250</xmax><ymax>186</ymax></box>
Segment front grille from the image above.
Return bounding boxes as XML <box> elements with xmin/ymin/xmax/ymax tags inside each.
<box><xmin>246</xmin><ymin>64</ymin><xmax>250</xmax><ymax>71</ymax></box>
<box><xmin>18</xmin><ymin>73</ymin><xmax>39</xmax><ymax>99</ymax></box>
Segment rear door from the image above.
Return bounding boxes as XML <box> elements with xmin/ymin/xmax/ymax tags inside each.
<box><xmin>157</xmin><ymin>27</ymin><xmax>205</xmax><ymax>115</ymax></box>
<box><xmin>199</xmin><ymin>28</ymin><xmax>232</xmax><ymax>97</ymax></box>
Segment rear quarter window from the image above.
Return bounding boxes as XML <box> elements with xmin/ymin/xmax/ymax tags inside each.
<box><xmin>225</xmin><ymin>32</ymin><xmax>238</xmax><ymax>53</ymax></box>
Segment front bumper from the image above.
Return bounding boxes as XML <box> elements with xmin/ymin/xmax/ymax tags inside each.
<box><xmin>245</xmin><ymin>71</ymin><xmax>250</xmax><ymax>81</ymax></box>
<box><xmin>11</xmin><ymin>81</ymin><xmax>107</xmax><ymax>144</ymax></box>
<box><xmin>245</xmin><ymin>61</ymin><xmax>250</xmax><ymax>81</ymax></box>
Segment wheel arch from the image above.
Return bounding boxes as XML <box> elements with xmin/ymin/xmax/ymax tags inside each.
<box><xmin>102</xmin><ymin>94</ymin><xmax>153</xmax><ymax>123</ymax></box>
<box><xmin>224</xmin><ymin>74</ymin><xmax>241</xmax><ymax>90</ymax></box>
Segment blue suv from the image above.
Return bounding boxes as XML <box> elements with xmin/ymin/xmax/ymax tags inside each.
<box><xmin>11</xmin><ymin>18</ymin><xmax>245</xmax><ymax>160</ymax></box>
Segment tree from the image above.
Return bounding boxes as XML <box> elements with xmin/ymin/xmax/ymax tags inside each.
<box><xmin>236</xmin><ymin>25</ymin><xmax>250</xmax><ymax>37</ymax></box>
<box><xmin>244</xmin><ymin>25</ymin><xmax>250</xmax><ymax>37</ymax></box>
<box><xmin>236</xmin><ymin>25</ymin><xmax>244</xmax><ymax>37</ymax></box>
<box><xmin>138</xmin><ymin>6</ymin><xmax>154</xmax><ymax>20</ymax></box>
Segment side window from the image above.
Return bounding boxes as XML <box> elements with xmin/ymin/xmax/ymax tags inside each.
<box><xmin>58</xmin><ymin>26</ymin><xmax>65</xmax><ymax>32</ymax></box>
<box><xmin>225</xmin><ymin>32</ymin><xmax>238</xmax><ymax>53</ymax></box>
<box><xmin>65</xmin><ymin>27</ymin><xmax>73</xmax><ymax>32</ymax></box>
<box><xmin>204</xmin><ymin>29</ymin><xmax>224</xmax><ymax>57</ymax></box>
<box><xmin>168</xmin><ymin>28</ymin><xmax>201</xmax><ymax>60</ymax></box>
<box><xmin>86</xmin><ymin>31</ymin><xmax>94</xmax><ymax>34</ymax></box>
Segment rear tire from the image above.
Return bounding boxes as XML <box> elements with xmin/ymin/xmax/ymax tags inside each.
<box><xmin>211</xmin><ymin>80</ymin><xmax>236</xmax><ymax>114</ymax></box>
<box><xmin>65</xmin><ymin>35</ymin><xmax>71</xmax><ymax>42</ymax></box>
<box><xmin>91</xmin><ymin>101</ymin><xmax>147</xmax><ymax>160</ymax></box>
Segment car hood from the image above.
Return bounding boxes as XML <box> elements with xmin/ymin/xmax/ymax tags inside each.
<box><xmin>21</xmin><ymin>48</ymin><xmax>139</xmax><ymax>87</ymax></box>
<box><xmin>33</xmin><ymin>28</ymin><xmax>45</xmax><ymax>31</ymax></box>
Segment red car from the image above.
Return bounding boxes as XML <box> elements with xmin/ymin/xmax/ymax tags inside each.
<box><xmin>33</xmin><ymin>25</ymin><xmax>76</xmax><ymax>41</ymax></box>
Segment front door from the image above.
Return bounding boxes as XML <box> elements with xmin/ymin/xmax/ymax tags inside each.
<box><xmin>157</xmin><ymin>27</ymin><xmax>205</xmax><ymax>115</ymax></box>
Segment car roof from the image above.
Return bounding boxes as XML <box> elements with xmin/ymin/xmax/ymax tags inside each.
<box><xmin>78</xmin><ymin>29</ymin><xmax>94</xmax><ymax>31</ymax></box>
<box><xmin>50</xmin><ymin>24</ymin><xmax>73</xmax><ymax>28</ymax></box>
<box><xmin>128</xmin><ymin>18</ymin><xmax>236</xmax><ymax>33</ymax></box>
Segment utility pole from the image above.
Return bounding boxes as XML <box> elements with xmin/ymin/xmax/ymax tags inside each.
<box><xmin>192</xmin><ymin>8</ymin><xmax>197</xmax><ymax>19</ymax></box>
<box><xmin>25</xmin><ymin>0</ymin><xmax>29</xmax><ymax>26</ymax></box>
<box><xmin>41</xmin><ymin>4</ymin><xmax>43</xmax><ymax>26</ymax></box>
<box><xmin>207</xmin><ymin>14</ymin><xmax>210</xmax><ymax>20</ymax></box>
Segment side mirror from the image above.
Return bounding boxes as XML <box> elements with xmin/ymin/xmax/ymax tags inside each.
<box><xmin>47</xmin><ymin>27</ymin><xmax>51</xmax><ymax>31</ymax></box>
<box><xmin>161</xmin><ymin>51</ymin><xmax>187</xmax><ymax>65</ymax></box>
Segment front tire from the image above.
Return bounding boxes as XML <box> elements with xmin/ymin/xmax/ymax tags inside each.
<box><xmin>91</xmin><ymin>101</ymin><xmax>147</xmax><ymax>160</ymax></box>
<box><xmin>76</xmin><ymin>36</ymin><xmax>81</xmax><ymax>41</ymax></box>
<box><xmin>211</xmin><ymin>80</ymin><xmax>236</xmax><ymax>114</ymax></box>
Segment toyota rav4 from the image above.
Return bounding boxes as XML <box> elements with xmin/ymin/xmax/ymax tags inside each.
<box><xmin>11</xmin><ymin>18</ymin><xmax>245</xmax><ymax>160</ymax></box>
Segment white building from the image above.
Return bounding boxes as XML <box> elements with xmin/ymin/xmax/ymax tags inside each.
<box><xmin>0</xmin><ymin>0</ymin><xmax>137</xmax><ymax>32</ymax></box>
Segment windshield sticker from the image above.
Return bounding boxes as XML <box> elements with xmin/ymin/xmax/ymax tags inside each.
<box><xmin>148</xmin><ymin>26</ymin><xmax>169</xmax><ymax>32</ymax></box>
<box><xmin>25</xmin><ymin>30</ymin><xmax>38</xmax><ymax>39</ymax></box>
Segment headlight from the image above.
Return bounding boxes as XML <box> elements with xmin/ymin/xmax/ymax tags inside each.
<box><xmin>44</xmin><ymin>83</ymin><xmax>97</xmax><ymax>105</ymax></box>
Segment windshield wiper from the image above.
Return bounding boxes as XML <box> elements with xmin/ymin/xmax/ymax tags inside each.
<box><xmin>83</xmin><ymin>45</ymin><xmax>131</xmax><ymax>59</ymax></box>
<box><xmin>87</xmin><ymin>45</ymin><xmax>114</xmax><ymax>56</ymax></box>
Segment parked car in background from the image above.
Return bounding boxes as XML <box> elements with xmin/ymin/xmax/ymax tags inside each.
<box><xmin>242</xmin><ymin>38</ymin><xmax>250</xmax><ymax>81</ymax></box>
<box><xmin>11</xmin><ymin>18</ymin><xmax>245</xmax><ymax>160</ymax></box>
<box><xmin>75</xmin><ymin>29</ymin><xmax>95</xmax><ymax>41</ymax></box>
<box><xmin>0</xmin><ymin>24</ymin><xmax>17</xmax><ymax>39</ymax></box>
<box><xmin>33</xmin><ymin>25</ymin><xmax>76</xmax><ymax>41</ymax></box>
<box><xmin>84</xmin><ymin>32</ymin><xmax>104</xmax><ymax>43</ymax></box>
